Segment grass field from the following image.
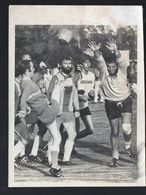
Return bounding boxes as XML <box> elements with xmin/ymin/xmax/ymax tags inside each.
<box><xmin>14</xmin><ymin>98</ymin><xmax>137</xmax><ymax>187</ymax></box>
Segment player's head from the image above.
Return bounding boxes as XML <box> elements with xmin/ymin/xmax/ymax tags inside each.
<box><xmin>59</xmin><ymin>56</ymin><xmax>73</xmax><ymax>74</ymax></box>
<box><xmin>79</xmin><ymin>53</ymin><xmax>91</xmax><ymax>71</ymax></box>
<box><xmin>16</xmin><ymin>60</ymin><xmax>35</xmax><ymax>78</ymax></box>
<box><xmin>105</xmin><ymin>57</ymin><xmax>119</xmax><ymax>76</ymax></box>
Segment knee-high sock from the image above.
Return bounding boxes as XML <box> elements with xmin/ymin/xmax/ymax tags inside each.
<box><xmin>51</xmin><ymin>151</ymin><xmax>59</xmax><ymax>169</ymax></box>
<box><xmin>63</xmin><ymin>139</ymin><xmax>74</xmax><ymax>161</ymax></box>
<box><xmin>19</xmin><ymin>148</ymin><xmax>25</xmax><ymax>157</ymax></box>
<box><xmin>30</xmin><ymin>135</ymin><xmax>40</xmax><ymax>156</ymax></box>
<box><xmin>47</xmin><ymin>139</ymin><xmax>53</xmax><ymax>163</ymax></box>
<box><xmin>14</xmin><ymin>141</ymin><xmax>25</xmax><ymax>158</ymax></box>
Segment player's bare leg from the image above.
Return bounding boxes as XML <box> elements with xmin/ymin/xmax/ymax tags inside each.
<box><xmin>108</xmin><ymin>118</ymin><xmax>120</xmax><ymax>167</ymax></box>
<box><xmin>121</xmin><ymin>112</ymin><xmax>136</xmax><ymax>160</ymax></box>
<box><xmin>46</xmin><ymin>120</ymin><xmax>62</xmax><ymax>177</ymax></box>
<box><xmin>62</xmin><ymin>121</ymin><xmax>76</xmax><ymax>163</ymax></box>
<box><xmin>76</xmin><ymin>115</ymin><xmax>94</xmax><ymax>139</ymax></box>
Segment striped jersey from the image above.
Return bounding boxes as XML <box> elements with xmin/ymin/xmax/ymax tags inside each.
<box><xmin>50</xmin><ymin>72</ymin><xmax>79</xmax><ymax>113</ymax></box>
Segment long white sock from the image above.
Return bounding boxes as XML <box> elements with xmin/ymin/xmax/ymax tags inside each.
<box><xmin>47</xmin><ymin>148</ymin><xmax>52</xmax><ymax>163</ymax></box>
<box><xmin>124</xmin><ymin>140</ymin><xmax>131</xmax><ymax>149</ymax></box>
<box><xmin>63</xmin><ymin>139</ymin><xmax>74</xmax><ymax>161</ymax></box>
<box><xmin>20</xmin><ymin>148</ymin><xmax>25</xmax><ymax>157</ymax></box>
<box><xmin>30</xmin><ymin>135</ymin><xmax>40</xmax><ymax>156</ymax></box>
<box><xmin>14</xmin><ymin>141</ymin><xmax>25</xmax><ymax>158</ymax></box>
<box><xmin>47</xmin><ymin>140</ymin><xmax>53</xmax><ymax>163</ymax></box>
<box><xmin>94</xmin><ymin>84</ymin><xmax>99</xmax><ymax>103</ymax></box>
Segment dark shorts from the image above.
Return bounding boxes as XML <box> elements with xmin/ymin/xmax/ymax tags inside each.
<box><xmin>80</xmin><ymin>106</ymin><xmax>91</xmax><ymax>116</ymax></box>
<box><xmin>37</xmin><ymin>120</ymin><xmax>47</xmax><ymax>137</ymax></box>
<box><xmin>25</xmin><ymin>112</ymin><xmax>47</xmax><ymax>137</ymax></box>
<box><xmin>105</xmin><ymin>96</ymin><xmax>133</xmax><ymax>120</ymax></box>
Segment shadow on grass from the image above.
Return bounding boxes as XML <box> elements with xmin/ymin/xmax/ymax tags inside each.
<box><xmin>75</xmin><ymin>140</ymin><xmax>136</xmax><ymax>165</ymax></box>
<box><xmin>17</xmin><ymin>162</ymin><xmax>51</xmax><ymax>177</ymax></box>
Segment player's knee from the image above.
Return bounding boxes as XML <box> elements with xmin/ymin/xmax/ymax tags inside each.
<box><xmin>88</xmin><ymin>127</ymin><xmax>94</xmax><ymax>135</ymax></box>
<box><xmin>51</xmin><ymin>138</ymin><xmax>61</xmax><ymax>153</ymax></box>
<box><xmin>122</xmin><ymin>124</ymin><xmax>131</xmax><ymax>135</ymax></box>
<box><xmin>84</xmin><ymin>122</ymin><xmax>94</xmax><ymax>134</ymax></box>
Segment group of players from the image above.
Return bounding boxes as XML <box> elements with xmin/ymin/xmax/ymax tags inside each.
<box><xmin>14</xmin><ymin>40</ymin><xmax>137</xmax><ymax>177</ymax></box>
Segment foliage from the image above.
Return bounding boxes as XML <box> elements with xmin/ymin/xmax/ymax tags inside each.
<box><xmin>15</xmin><ymin>25</ymin><xmax>137</xmax><ymax>68</ymax></box>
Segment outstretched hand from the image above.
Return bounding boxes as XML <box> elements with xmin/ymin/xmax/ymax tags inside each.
<box><xmin>106</xmin><ymin>39</ymin><xmax>117</xmax><ymax>52</ymax></box>
<box><xmin>16</xmin><ymin>111</ymin><xmax>26</xmax><ymax>118</ymax></box>
<box><xmin>88</xmin><ymin>41</ymin><xmax>101</xmax><ymax>51</ymax></box>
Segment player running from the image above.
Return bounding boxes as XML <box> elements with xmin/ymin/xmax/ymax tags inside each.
<box><xmin>74</xmin><ymin>53</ymin><xmax>95</xmax><ymax>140</ymax></box>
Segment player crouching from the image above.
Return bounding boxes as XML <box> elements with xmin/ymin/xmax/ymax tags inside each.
<box><xmin>17</xmin><ymin>60</ymin><xmax>63</xmax><ymax>177</ymax></box>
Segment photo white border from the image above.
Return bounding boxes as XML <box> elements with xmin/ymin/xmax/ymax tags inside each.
<box><xmin>9</xmin><ymin>5</ymin><xmax>145</xmax><ymax>187</ymax></box>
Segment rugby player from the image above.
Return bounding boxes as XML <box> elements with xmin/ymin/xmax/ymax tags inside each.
<box><xmin>74</xmin><ymin>53</ymin><xmax>95</xmax><ymax>140</ymax></box>
<box><xmin>47</xmin><ymin>56</ymin><xmax>80</xmax><ymax>164</ymax></box>
<box><xmin>89</xmin><ymin>40</ymin><xmax>136</xmax><ymax>167</ymax></box>
<box><xmin>17</xmin><ymin>59</ymin><xmax>63</xmax><ymax>177</ymax></box>
<box><xmin>14</xmin><ymin>65</ymin><xmax>30</xmax><ymax>166</ymax></box>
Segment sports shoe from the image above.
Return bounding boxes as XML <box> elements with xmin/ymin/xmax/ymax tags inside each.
<box><xmin>17</xmin><ymin>155</ymin><xmax>28</xmax><ymax>164</ymax></box>
<box><xmin>108</xmin><ymin>158</ymin><xmax>119</xmax><ymax>167</ymax></box>
<box><xmin>28</xmin><ymin>155</ymin><xmax>43</xmax><ymax>163</ymax></box>
<box><xmin>49</xmin><ymin>167</ymin><xmax>62</xmax><ymax>177</ymax></box>
<box><xmin>125</xmin><ymin>147</ymin><xmax>137</xmax><ymax>160</ymax></box>
<box><xmin>14</xmin><ymin>162</ymin><xmax>19</xmax><ymax>169</ymax></box>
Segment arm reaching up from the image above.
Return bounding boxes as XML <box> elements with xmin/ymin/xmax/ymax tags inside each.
<box><xmin>106</xmin><ymin>39</ymin><xmax>121</xmax><ymax>59</ymax></box>
<box><xmin>88</xmin><ymin>41</ymin><xmax>106</xmax><ymax>75</ymax></box>
<box><xmin>88</xmin><ymin>41</ymin><xmax>102</xmax><ymax>59</ymax></box>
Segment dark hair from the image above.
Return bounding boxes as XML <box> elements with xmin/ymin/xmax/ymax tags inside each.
<box><xmin>78</xmin><ymin>53</ymin><xmax>91</xmax><ymax>64</ymax></box>
<box><xmin>104</xmin><ymin>56</ymin><xmax>117</xmax><ymax>65</ymax></box>
<box><xmin>59</xmin><ymin>55</ymin><xmax>73</xmax><ymax>65</ymax></box>
<box><xmin>15</xmin><ymin>60</ymin><xmax>32</xmax><ymax>77</ymax></box>
<box><xmin>15</xmin><ymin>65</ymin><xmax>24</xmax><ymax>77</ymax></box>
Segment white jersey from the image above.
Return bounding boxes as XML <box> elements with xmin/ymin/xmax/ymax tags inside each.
<box><xmin>101</xmin><ymin>59</ymin><xmax>130</xmax><ymax>101</ymax></box>
<box><xmin>77</xmin><ymin>71</ymin><xmax>95</xmax><ymax>109</ymax></box>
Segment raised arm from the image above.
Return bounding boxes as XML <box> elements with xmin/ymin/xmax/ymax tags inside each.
<box><xmin>106</xmin><ymin>39</ymin><xmax>121</xmax><ymax>59</ymax></box>
<box><xmin>88</xmin><ymin>41</ymin><xmax>107</xmax><ymax>74</ymax></box>
<box><xmin>106</xmin><ymin>39</ymin><xmax>128</xmax><ymax>70</ymax></box>
<box><xmin>88</xmin><ymin>41</ymin><xmax>102</xmax><ymax>59</ymax></box>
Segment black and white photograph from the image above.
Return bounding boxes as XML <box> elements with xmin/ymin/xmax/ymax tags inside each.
<box><xmin>9</xmin><ymin>6</ymin><xmax>145</xmax><ymax>187</ymax></box>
